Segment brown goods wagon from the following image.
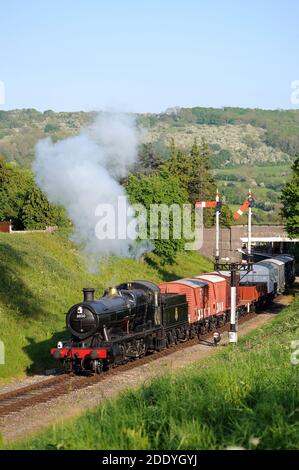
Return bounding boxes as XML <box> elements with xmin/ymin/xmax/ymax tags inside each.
<box><xmin>206</xmin><ymin>271</ymin><xmax>241</xmax><ymax>308</ymax></box>
<box><xmin>192</xmin><ymin>274</ymin><xmax>228</xmax><ymax>317</ymax></box>
<box><xmin>239</xmin><ymin>282</ymin><xmax>267</xmax><ymax>308</ymax></box>
<box><xmin>159</xmin><ymin>278</ymin><xmax>208</xmax><ymax>323</ymax></box>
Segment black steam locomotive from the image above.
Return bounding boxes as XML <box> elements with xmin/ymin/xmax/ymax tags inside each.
<box><xmin>51</xmin><ymin>281</ymin><xmax>190</xmax><ymax>374</ymax></box>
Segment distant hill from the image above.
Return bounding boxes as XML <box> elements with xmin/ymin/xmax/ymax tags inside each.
<box><xmin>0</xmin><ymin>107</ymin><xmax>298</xmax><ymax>167</ymax></box>
<box><xmin>142</xmin><ymin>107</ymin><xmax>299</xmax><ymax>163</ymax></box>
<box><xmin>0</xmin><ymin>109</ymin><xmax>94</xmax><ymax>167</ymax></box>
<box><xmin>0</xmin><ymin>106</ymin><xmax>297</xmax><ymax>224</ymax></box>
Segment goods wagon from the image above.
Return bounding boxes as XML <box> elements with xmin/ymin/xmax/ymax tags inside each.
<box><xmin>257</xmin><ymin>261</ymin><xmax>278</xmax><ymax>296</ymax></box>
<box><xmin>207</xmin><ymin>271</ymin><xmax>241</xmax><ymax>307</ymax></box>
<box><xmin>239</xmin><ymin>283</ymin><xmax>268</xmax><ymax>311</ymax></box>
<box><xmin>262</xmin><ymin>258</ymin><xmax>285</xmax><ymax>294</ymax></box>
<box><xmin>275</xmin><ymin>255</ymin><xmax>295</xmax><ymax>286</ymax></box>
<box><xmin>159</xmin><ymin>278</ymin><xmax>208</xmax><ymax>323</ymax></box>
<box><xmin>240</xmin><ymin>264</ymin><xmax>274</xmax><ymax>298</ymax></box>
<box><xmin>192</xmin><ymin>274</ymin><xmax>228</xmax><ymax>317</ymax></box>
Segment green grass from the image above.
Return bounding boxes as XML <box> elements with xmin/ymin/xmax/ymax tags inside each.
<box><xmin>0</xmin><ymin>232</ymin><xmax>212</xmax><ymax>381</ymax></box>
<box><xmin>9</xmin><ymin>292</ymin><xmax>298</xmax><ymax>450</ymax></box>
<box><xmin>214</xmin><ymin>163</ymin><xmax>291</xmax><ymax>180</ymax></box>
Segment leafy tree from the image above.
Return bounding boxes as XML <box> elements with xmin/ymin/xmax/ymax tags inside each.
<box><xmin>137</xmin><ymin>143</ymin><xmax>162</xmax><ymax>174</ymax></box>
<box><xmin>281</xmin><ymin>157</ymin><xmax>299</xmax><ymax>237</ymax></box>
<box><xmin>44</xmin><ymin>123</ymin><xmax>60</xmax><ymax>133</ymax></box>
<box><xmin>188</xmin><ymin>138</ymin><xmax>216</xmax><ymax>226</ymax></box>
<box><xmin>0</xmin><ymin>156</ymin><xmax>34</xmax><ymax>228</ymax></box>
<box><xmin>162</xmin><ymin>139</ymin><xmax>190</xmax><ymax>190</ymax></box>
<box><xmin>21</xmin><ymin>187</ymin><xmax>68</xmax><ymax>230</ymax></box>
<box><xmin>0</xmin><ymin>156</ymin><xmax>69</xmax><ymax>230</ymax></box>
<box><xmin>210</xmin><ymin>149</ymin><xmax>232</xmax><ymax>168</ymax></box>
<box><xmin>126</xmin><ymin>171</ymin><xmax>189</xmax><ymax>264</ymax></box>
<box><xmin>219</xmin><ymin>204</ymin><xmax>234</xmax><ymax>228</ymax></box>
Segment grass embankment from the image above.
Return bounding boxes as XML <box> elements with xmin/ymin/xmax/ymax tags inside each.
<box><xmin>0</xmin><ymin>232</ymin><xmax>212</xmax><ymax>381</ymax></box>
<box><xmin>11</xmin><ymin>291</ymin><xmax>298</xmax><ymax>450</ymax></box>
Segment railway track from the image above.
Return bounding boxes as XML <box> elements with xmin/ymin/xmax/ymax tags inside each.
<box><xmin>0</xmin><ymin>297</ymin><xmax>287</xmax><ymax>419</ymax></box>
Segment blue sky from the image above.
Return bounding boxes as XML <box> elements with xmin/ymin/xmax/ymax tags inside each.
<box><xmin>1</xmin><ymin>0</ymin><xmax>298</xmax><ymax>112</ymax></box>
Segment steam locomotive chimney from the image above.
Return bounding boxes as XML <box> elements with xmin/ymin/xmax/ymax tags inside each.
<box><xmin>83</xmin><ymin>288</ymin><xmax>95</xmax><ymax>302</ymax></box>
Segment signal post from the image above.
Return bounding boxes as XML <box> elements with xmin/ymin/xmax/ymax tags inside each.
<box><xmin>196</xmin><ymin>189</ymin><xmax>254</xmax><ymax>344</ymax></box>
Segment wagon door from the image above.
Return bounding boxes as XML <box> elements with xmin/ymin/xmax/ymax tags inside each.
<box><xmin>202</xmin><ymin>285</ymin><xmax>209</xmax><ymax>319</ymax></box>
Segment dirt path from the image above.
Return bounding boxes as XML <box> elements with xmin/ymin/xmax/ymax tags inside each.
<box><xmin>0</xmin><ymin>294</ymin><xmax>294</xmax><ymax>445</ymax></box>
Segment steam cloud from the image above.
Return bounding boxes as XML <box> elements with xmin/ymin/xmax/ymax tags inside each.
<box><xmin>34</xmin><ymin>113</ymin><xmax>148</xmax><ymax>270</ymax></box>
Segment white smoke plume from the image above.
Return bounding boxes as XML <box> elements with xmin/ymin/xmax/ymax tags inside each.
<box><xmin>34</xmin><ymin>113</ymin><xmax>148</xmax><ymax>271</ymax></box>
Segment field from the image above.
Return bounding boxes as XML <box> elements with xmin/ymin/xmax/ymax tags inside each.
<box><xmin>8</xmin><ymin>291</ymin><xmax>298</xmax><ymax>450</ymax></box>
<box><xmin>0</xmin><ymin>232</ymin><xmax>212</xmax><ymax>381</ymax></box>
<box><xmin>213</xmin><ymin>164</ymin><xmax>292</xmax><ymax>224</ymax></box>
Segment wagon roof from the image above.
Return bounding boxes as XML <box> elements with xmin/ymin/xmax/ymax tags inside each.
<box><xmin>258</xmin><ymin>261</ymin><xmax>278</xmax><ymax>270</ymax></box>
<box><xmin>170</xmin><ymin>279</ymin><xmax>208</xmax><ymax>288</ymax></box>
<box><xmin>248</xmin><ymin>264</ymin><xmax>270</xmax><ymax>274</ymax></box>
<box><xmin>207</xmin><ymin>271</ymin><xmax>231</xmax><ymax>277</ymax></box>
<box><xmin>275</xmin><ymin>255</ymin><xmax>294</xmax><ymax>261</ymax></box>
<box><xmin>265</xmin><ymin>258</ymin><xmax>285</xmax><ymax>266</ymax></box>
<box><xmin>193</xmin><ymin>274</ymin><xmax>225</xmax><ymax>283</ymax></box>
<box><xmin>185</xmin><ymin>279</ymin><xmax>208</xmax><ymax>287</ymax></box>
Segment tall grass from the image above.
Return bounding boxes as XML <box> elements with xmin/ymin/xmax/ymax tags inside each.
<box><xmin>0</xmin><ymin>232</ymin><xmax>212</xmax><ymax>381</ymax></box>
<box><xmin>11</xmin><ymin>294</ymin><xmax>299</xmax><ymax>450</ymax></box>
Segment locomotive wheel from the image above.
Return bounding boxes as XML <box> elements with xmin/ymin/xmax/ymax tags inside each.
<box><xmin>137</xmin><ymin>340</ymin><xmax>147</xmax><ymax>358</ymax></box>
<box><xmin>168</xmin><ymin>331</ymin><xmax>175</xmax><ymax>347</ymax></box>
<box><xmin>92</xmin><ymin>359</ymin><xmax>103</xmax><ymax>374</ymax></box>
<box><xmin>198</xmin><ymin>324</ymin><xmax>205</xmax><ymax>336</ymax></box>
<box><xmin>63</xmin><ymin>359</ymin><xmax>73</xmax><ymax>374</ymax></box>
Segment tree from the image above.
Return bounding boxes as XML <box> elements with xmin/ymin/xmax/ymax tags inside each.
<box><xmin>220</xmin><ymin>204</ymin><xmax>234</xmax><ymax>228</ymax></box>
<box><xmin>126</xmin><ymin>171</ymin><xmax>189</xmax><ymax>264</ymax></box>
<box><xmin>0</xmin><ymin>156</ymin><xmax>34</xmax><ymax>228</ymax></box>
<box><xmin>169</xmin><ymin>137</ymin><xmax>176</xmax><ymax>162</ymax></box>
<box><xmin>0</xmin><ymin>156</ymin><xmax>69</xmax><ymax>230</ymax></box>
<box><xmin>137</xmin><ymin>143</ymin><xmax>162</xmax><ymax>174</ymax></box>
<box><xmin>188</xmin><ymin>138</ymin><xmax>216</xmax><ymax>226</ymax></box>
<box><xmin>21</xmin><ymin>187</ymin><xmax>68</xmax><ymax>230</ymax></box>
<box><xmin>162</xmin><ymin>139</ymin><xmax>190</xmax><ymax>191</ymax></box>
<box><xmin>281</xmin><ymin>157</ymin><xmax>299</xmax><ymax>237</ymax></box>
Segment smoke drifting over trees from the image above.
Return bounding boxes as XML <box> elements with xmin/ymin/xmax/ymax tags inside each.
<box><xmin>34</xmin><ymin>113</ymin><xmax>145</xmax><ymax>270</ymax></box>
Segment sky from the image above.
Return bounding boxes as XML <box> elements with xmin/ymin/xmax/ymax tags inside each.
<box><xmin>0</xmin><ymin>0</ymin><xmax>299</xmax><ymax>113</ymax></box>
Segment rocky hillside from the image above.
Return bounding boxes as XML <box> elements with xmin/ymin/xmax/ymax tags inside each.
<box><xmin>147</xmin><ymin>121</ymin><xmax>291</xmax><ymax>166</ymax></box>
<box><xmin>0</xmin><ymin>107</ymin><xmax>298</xmax><ymax>168</ymax></box>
